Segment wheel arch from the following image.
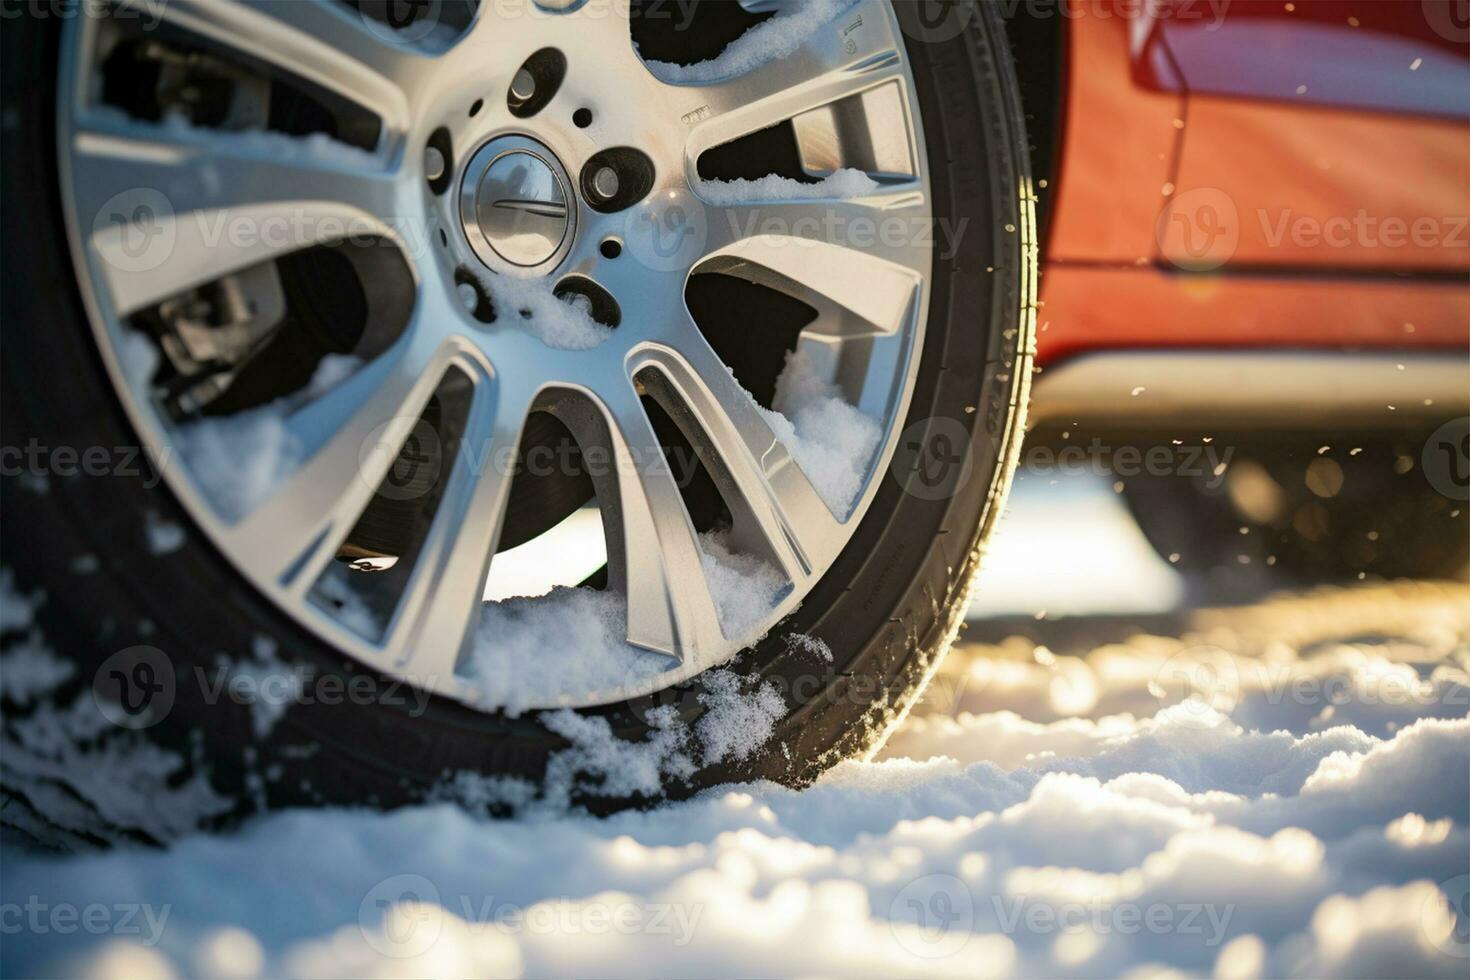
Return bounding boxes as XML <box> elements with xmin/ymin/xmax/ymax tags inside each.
<box><xmin>1002</xmin><ymin>0</ymin><xmax>1068</xmax><ymax>258</ymax></box>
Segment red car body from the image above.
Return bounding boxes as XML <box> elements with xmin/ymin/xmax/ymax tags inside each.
<box><xmin>1030</xmin><ymin>0</ymin><xmax>1469</xmax><ymax>428</ymax></box>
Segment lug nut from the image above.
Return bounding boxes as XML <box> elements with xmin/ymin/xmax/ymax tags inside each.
<box><xmin>424</xmin><ymin>146</ymin><xmax>446</xmax><ymax>183</ymax></box>
<box><xmin>510</xmin><ymin>68</ymin><xmax>537</xmax><ymax>103</ymax></box>
<box><xmin>591</xmin><ymin>166</ymin><xmax>620</xmax><ymax>201</ymax></box>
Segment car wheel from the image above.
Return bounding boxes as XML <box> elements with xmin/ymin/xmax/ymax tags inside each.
<box><xmin>1</xmin><ymin>0</ymin><xmax>1033</xmax><ymax>838</ymax></box>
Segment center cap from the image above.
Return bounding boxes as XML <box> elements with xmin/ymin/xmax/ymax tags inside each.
<box><xmin>459</xmin><ymin>135</ymin><xmax>576</xmax><ymax>274</ymax></box>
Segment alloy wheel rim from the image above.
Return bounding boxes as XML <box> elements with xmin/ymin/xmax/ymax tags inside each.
<box><xmin>57</xmin><ymin>0</ymin><xmax>935</xmax><ymax>710</ymax></box>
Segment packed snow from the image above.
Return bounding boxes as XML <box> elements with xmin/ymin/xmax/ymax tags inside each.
<box><xmin>763</xmin><ymin>349</ymin><xmax>884</xmax><ymax>515</ymax></box>
<box><xmin>117</xmin><ymin>335</ymin><xmax>361</xmax><ymax>522</ymax></box>
<box><xmin>697</xmin><ymin>531</ymin><xmax>789</xmax><ymax>638</ymax></box>
<box><xmin>468</xmin><ymin>530</ymin><xmax>788</xmax><ymax>715</ymax></box>
<box><xmin>469</xmin><ymin>585</ymin><xmax>670</xmax><ymax>715</ymax></box>
<box><xmin>643</xmin><ymin>0</ymin><xmax>860</xmax><ymax>84</ymax></box>
<box><xmin>171</xmin><ymin>408</ymin><xmax>305</xmax><ymax>522</ymax></box>
<box><xmin>4</xmin><ymin>542</ymin><xmax>1466</xmax><ymax>978</ymax></box>
<box><xmin>697</xmin><ymin>168</ymin><xmax>881</xmax><ymax>206</ymax></box>
<box><xmin>471</xmin><ymin>272</ymin><xmax>614</xmax><ymax>351</ymax></box>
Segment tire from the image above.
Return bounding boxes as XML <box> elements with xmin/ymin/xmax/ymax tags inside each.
<box><xmin>1123</xmin><ymin>439</ymin><xmax>1470</xmax><ymax>599</ymax></box>
<box><xmin>0</xmin><ymin>2</ymin><xmax>1033</xmax><ymax>841</ymax></box>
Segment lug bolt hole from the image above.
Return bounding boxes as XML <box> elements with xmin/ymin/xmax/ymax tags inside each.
<box><xmin>600</xmin><ymin>238</ymin><xmax>622</xmax><ymax>259</ymax></box>
<box><xmin>572</xmin><ymin>107</ymin><xmax>593</xmax><ymax>128</ymax></box>
<box><xmin>453</xmin><ymin>268</ymin><xmax>494</xmax><ymax>323</ymax></box>
<box><xmin>425</xmin><ymin>128</ymin><xmax>453</xmax><ymax>196</ymax></box>
<box><xmin>579</xmin><ymin>147</ymin><xmax>654</xmax><ymax>213</ymax></box>
<box><xmin>509</xmin><ymin>49</ymin><xmax>567</xmax><ymax>119</ymax></box>
<box><xmin>555</xmin><ymin>276</ymin><xmax>620</xmax><ymax>327</ymax></box>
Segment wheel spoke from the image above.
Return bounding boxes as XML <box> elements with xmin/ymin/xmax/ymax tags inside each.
<box><xmin>632</xmin><ymin>316</ymin><xmax>847</xmax><ymax>585</ymax></box>
<box><xmin>154</xmin><ymin>0</ymin><xmax>426</xmax><ymax>126</ymax></box>
<box><xmin>219</xmin><ymin>316</ymin><xmax>461</xmax><ymax>591</ymax></box>
<box><xmin>70</xmin><ymin>115</ymin><xmax>403</xmax><ymax>315</ymax></box>
<box><xmin>559</xmin><ymin>381</ymin><xmax>725</xmax><ymax>664</ymax></box>
<box><xmin>383</xmin><ymin>374</ymin><xmax>536</xmax><ymax>674</ymax></box>
<box><xmin>697</xmin><ymin>193</ymin><xmax>929</xmax><ymax>336</ymax></box>
<box><xmin>673</xmin><ymin>0</ymin><xmax>909</xmax><ymax>170</ymax></box>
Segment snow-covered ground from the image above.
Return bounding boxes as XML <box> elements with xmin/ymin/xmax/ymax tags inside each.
<box><xmin>2</xmin><ymin>473</ymin><xmax>1467</xmax><ymax>979</ymax></box>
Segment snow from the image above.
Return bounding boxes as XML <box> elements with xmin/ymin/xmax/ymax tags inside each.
<box><xmin>171</xmin><ymin>408</ymin><xmax>303</xmax><ymax>522</ymax></box>
<box><xmin>469</xmin><ymin>585</ymin><xmax>669</xmax><ymax>715</ymax></box>
<box><xmin>789</xmin><ymin>633</ymin><xmax>835</xmax><ymax>662</ymax></box>
<box><xmin>643</xmin><ymin>0</ymin><xmax>860</xmax><ymax>84</ymax></box>
<box><xmin>95</xmin><ymin>106</ymin><xmax>380</xmax><ymax>173</ymax></box>
<box><xmin>541</xmin><ymin>705</ymin><xmax>696</xmax><ymax>807</ymax></box>
<box><xmin>223</xmin><ymin>636</ymin><xmax>305</xmax><ymax>739</ymax></box>
<box><xmin>698</xmin><ymin>531</ymin><xmax>788</xmax><ymax>638</ymax></box>
<box><xmin>161</xmin><ymin>353</ymin><xmax>361</xmax><ymax>522</ymax></box>
<box><xmin>468</xmin><ymin>532</ymin><xmax>787</xmax><ymax>715</ymax></box>
<box><xmin>0</xmin><ymin>572</ymin><xmax>68</xmax><ymax>705</ymax></box>
<box><xmin>698</xmin><ymin>168</ymin><xmax>881</xmax><ymax>206</ymax></box>
<box><xmin>470</xmin><ymin>271</ymin><xmax>614</xmax><ymax>351</ymax></box>
<box><xmin>0</xmin><ymin>574</ymin><xmax>235</xmax><ymax>846</ymax></box>
<box><xmin>109</xmin><ymin>332</ymin><xmax>361</xmax><ymax>527</ymax></box>
<box><xmin>4</xmin><ymin>410</ymin><xmax>1468</xmax><ymax>980</ymax></box>
<box><xmin>5</xmin><ymin>544</ymin><xmax>1466</xmax><ymax>978</ymax></box>
<box><xmin>114</xmin><ymin>326</ymin><xmax>163</xmax><ymax>393</ymax></box>
<box><xmin>2</xmin><ymin>683</ymin><xmax>233</xmax><ymax>847</ymax></box>
<box><xmin>762</xmin><ymin>348</ymin><xmax>883</xmax><ymax>515</ymax></box>
<box><xmin>693</xmin><ymin>669</ymin><xmax>785</xmax><ymax>766</ymax></box>
<box><xmin>0</xmin><ymin>641</ymin><xmax>76</xmax><ymax>706</ymax></box>
<box><xmin>0</xmin><ymin>568</ymin><xmax>41</xmax><ymax>631</ymax></box>
<box><xmin>143</xmin><ymin>511</ymin><xmax>186</xmax><ymax>555</ymax></box>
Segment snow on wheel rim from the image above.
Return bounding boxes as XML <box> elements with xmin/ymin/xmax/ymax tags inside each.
<box><xmin>56</xmin><ymin>0</ymin><xmax>934</xmax><ymax>710</ymax></box>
